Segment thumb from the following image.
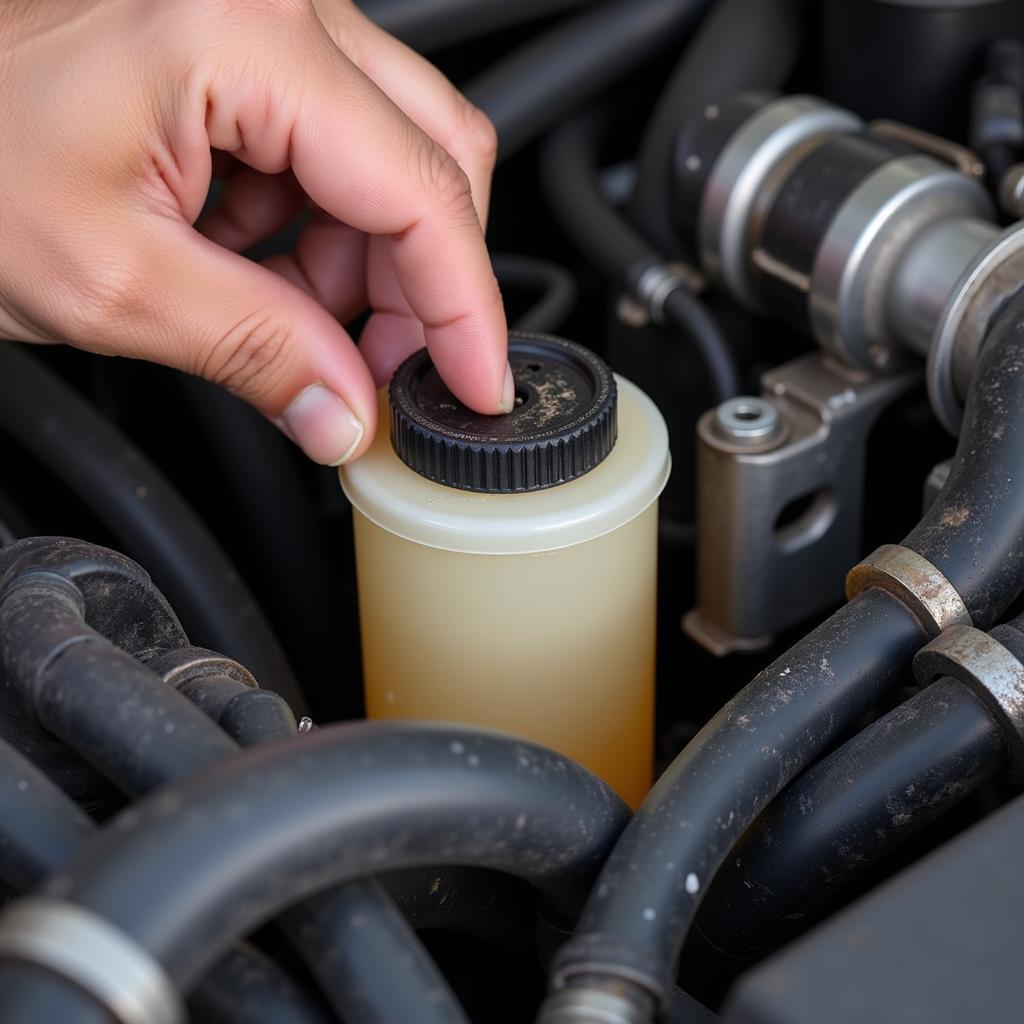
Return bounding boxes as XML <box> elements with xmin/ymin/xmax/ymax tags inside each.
<box><xmin>72</xmin><ymin>219</ymin><xmax>378</xmax><ymax>467</ymax></box>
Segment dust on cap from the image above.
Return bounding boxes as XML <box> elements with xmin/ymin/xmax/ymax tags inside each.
<box><xmin>389</xmin><ymin>332</ymin><xmax>617</xmax><ymax>494</ymax></box>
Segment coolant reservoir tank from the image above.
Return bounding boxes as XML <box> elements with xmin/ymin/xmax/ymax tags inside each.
<box><xmin>340</xmin><ymin>332</ymin><xmax>670</xmax><ymax>807</ymax></box>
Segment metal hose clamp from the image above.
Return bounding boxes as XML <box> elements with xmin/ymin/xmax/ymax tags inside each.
<box><xmin>914</xmin><ymin>624</ymin><xmax>1024</xmax><ymax>782</ymax></box>
<box><xmin>0</xmin><ymin>898</ymin><xmax>184</xmax><ymax>1024</ymax></box>
<box><xmin>845</xmin><ymin>543</ymin><xmax>971</xmax><ymax>637</ymax></box>
<box><xmin>537</xmin><ymin>988</ymin><xmax>652</xmax><ymax>1024</ymax></box>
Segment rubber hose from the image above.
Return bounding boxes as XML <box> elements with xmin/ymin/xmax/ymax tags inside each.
<box><xmin>0</xmin><ymin>345</ymin><xmax>305</xmax><ymax>713</ymax></box>
<box><xmin>0</xmin><ymin>721</ymin><xmax>628</xmax><ymax>1021</ymax></box>
<box><xmin>629</xmin><ymin>0</ymin><xmax>810</xmax><ymax>254</ymax></box>
<box><xmin>0</xmin><ymin>716</ymin><xmax>331</xmax><ymax>1024</ymax></box>
<box><xmin>493</xmin><ymin>253</ymin><xmax>578</xmax><ymax>334</ymax></box>
<box><xmin>693</xmin><ymin>676</ymin><xmax>1005</xmax><ymax>960</ymax></box>
<box><xmin>185</xmin><ymin>675</ymin><xmax>470</xmax><ymax>1024</ymax></box>
<box><xmin>359</xmin><ymin>0</ymin><xmax>598</xmax><ymax>52</ymax></box>
<box><xmin>465</xmin><ymin>0</ymin><xmax>711</xmax><ymax>161</ymax></box>
<box><xmin>0</xmin><ymin>738</ymin><xmax>94</xmax><ymax>892</ymax></box>
<box><xmin>540</xmin><ymin>108</ymin><xmax>740</xmax><ymax>403</ymax></box>
<box><xmin>177</xmin><ymin>376</ymin><xmax>346</xmax><ymax>714</ymax></box>
<box><xmin>546</xmin><ymin>289</ymin><xmax>1024</xmax><ymax>1018</ymax></box>
<box><xmin>904</xmin><ymin>290</ymin><xmax>1024</xmax><ymax>625</ymax></box>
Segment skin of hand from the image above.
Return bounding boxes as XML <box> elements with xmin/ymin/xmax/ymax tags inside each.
<box><xmin>0</xmin><ymin>0</ymin><xmax>510</xmax><ymax>466</ymax></box>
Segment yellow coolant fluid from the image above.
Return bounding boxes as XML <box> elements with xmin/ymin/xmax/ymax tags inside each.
<box><xmin>340</xmin><ymin>332</ymin><xmax>670</xmax><ymax>808</ymax></box>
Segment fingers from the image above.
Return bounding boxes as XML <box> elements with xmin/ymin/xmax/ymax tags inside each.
<box><xmin>201</xmin><ymin>14</ymin><xmax>509</xmax><ymax>414</ymax></box>
<box><xmin>317</xmin><ymin>1</ymin><xmax>498</xmax><ymax>227</ymax></box>
<box><xmin>200</xmin><ymin>170</ymin><xmax>368</xmax><ymax>322</ymax></box>
<box><xmin>59</xmin><ymin>216</ymin><xmax>378</xmax><ymax>466</ymax></box>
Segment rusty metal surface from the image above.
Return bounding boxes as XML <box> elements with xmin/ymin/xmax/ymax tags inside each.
<box><xmin>914</xmin><ymin>623</ymin><xmax>1024</xmax><ymax>780</ymax></box>
<box><xmin>846</xmin><ymin>543</ymin><xmax>971</xmax><ymax>637</ymax></box>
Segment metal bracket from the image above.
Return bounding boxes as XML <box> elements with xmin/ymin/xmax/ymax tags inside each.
<box><xmin>684</xmin><ymin>352</ymin><xmax>920</xmax><ymax>655</ymax></box>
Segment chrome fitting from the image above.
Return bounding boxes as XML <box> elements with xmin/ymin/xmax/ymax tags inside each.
<box><xmin>537</xmin><ymin>988</ymin><xmax>651</xmax><ymax>1024</ymax></box>
<box><xmin>846</xmin><ymin>543</ymin><xmax>971</xmax><ymax>637</ymax></box>
<box><xmin>914</xmin><ymin>624</ymin><xmax>1024</xmax><ymax>782</ymax></box>
<box><xmin>0</xmin><ymin>898</ymin><xmax>184</xmax><ymax>1024</ymax></box>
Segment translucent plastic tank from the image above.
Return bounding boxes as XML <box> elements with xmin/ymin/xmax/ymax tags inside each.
<box><xmin>341</xmin><ymin>334</ymin><xmax>670</xmax><ymax>807</ymax></box>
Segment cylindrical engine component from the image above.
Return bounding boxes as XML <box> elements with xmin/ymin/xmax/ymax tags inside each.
<box><xmin>675</xmin><ymin>92</ymin><xmax>1024</xmax><ymax>432</ymax></box>
<box><xmin>341</xmin><ymin>333</ymin><xmax>669</xmax><ymax>808</ymax></box>
<box><xmin>820</xmin><ymin>0</ymin><xmax>1024</xmax><ymax>140</ymax></box>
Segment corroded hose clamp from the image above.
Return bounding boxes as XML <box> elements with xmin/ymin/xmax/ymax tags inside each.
<box><xmin>0</xmin><ymin>898</ymin><xmax>184</xmax><ymax>1024</ymax></box>
<box><xmin>845</xmin><ymin>543</ymin><xmax>971</xmax><ymax>637</ymax></box>
<box><xmin>914</xmin><ymin>624</ymin><xmax>1024</xmax><ymax>783</ymax></box>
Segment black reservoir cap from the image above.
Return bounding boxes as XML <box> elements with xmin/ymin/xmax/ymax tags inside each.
<box><xmin>389</xmin><ymin>332</ymin><xmax>617</xmax><ymax>494</ymax></box>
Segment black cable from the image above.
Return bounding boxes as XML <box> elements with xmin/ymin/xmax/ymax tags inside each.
<box><xmin>493</xmin><ymin>253</ymin><xmax>578</xmax><ymax>334</ymax></box>
<box><xmin>465</xmin><ymin>0</ymin><xmax>712</xmax><ymax>162</ymax></box>
<box><xmin>546</xmin><ymin>286</ymin><xmax>1024</xmax><ymax>1018</ymax></box>
<box><xmin>541</xmin><ymin>108</ymin><xmax>740</xmax><ymax>403</ymax></box>
<box><xmin>359</xmin><ymin>0</ymin><xmax>598</xmax><ymax>52</ymax></box>
<box><xmin>694</xmin><ymin>676</ymin><xmax>1006</xmax><ymax>961</ymax></box>
<box><xmin>0</xmin><ymin>345</ymin><xmax>305</xmax><ymax>713</ymax></box>
<box><xmin>629</xmin><ymin>0</ymin><xmax>811</xmax><ymax>255</ymax></box>
<box><xmin>0</xmin><ymin>722</ymin><xmax>629</xmax><ymax>1021</ymax></box>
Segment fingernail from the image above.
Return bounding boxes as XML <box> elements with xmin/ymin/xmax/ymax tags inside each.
<box><xmin>281</xmin><ymin>384</ymin><xmax>365</xmax><ymax>466</ymax></box>
<box><xmin>498</xmin><ymin>362</ymin><xmax>515</xmax><ymax>413</ymax></box>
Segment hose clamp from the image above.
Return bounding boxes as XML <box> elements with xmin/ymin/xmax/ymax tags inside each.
<box><xmin>631</xmin><ymin>263</ymin><xmax>700</xmax><ymax>325</ymax></box>
<box><xmin>0</xmin><ymin>898</ymin><xmax>184</xmax><ymax>1024</ymax></box>
<box><xmin>914</xmin><ymin>624</ymin><xmax>1024</xmax><ymax>782</ymax></box>
<box><xmin>537</xmin><ymin>989</ymin><xmax>651</xmax><ymax>1024</ymax></box>
<box><xmin>845</xmin><ymin>543</ymin><xmax>971</xmax><ymax>637</ymax></box>
<box><xmin>144</xmin><ymin>646</ymin><xmax>259</xmax><ymax>690</ymax></box>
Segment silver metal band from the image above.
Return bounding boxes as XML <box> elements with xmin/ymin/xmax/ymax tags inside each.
<box><xmin>0</xmin><ymin>898</ymin><xmax>184</xmax><ymax>1024</ymax></box>
<box><xmin>846</xmin><ymin>543</ymin><xmax>971</xmax><ymax>636</ymax></box>
<box><xmin>698</xmin><ymin>95</ymin><xmax>860</xmax><ymax>309</ymax></box>
<box><xmin>537</xmin><ymin>988</ymin><xmax>651</xmax><ymax>1024</ymax></box>
<box><xmin>913</xmin><ymin>624</ymin><xmax>1024</xmax><ymax>781</ymax></box>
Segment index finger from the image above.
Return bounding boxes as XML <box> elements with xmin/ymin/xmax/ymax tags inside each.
<box><xmin>286</xmin><ymin>31</ymin><xmax>509</xmax><ymax>413</ymax></box>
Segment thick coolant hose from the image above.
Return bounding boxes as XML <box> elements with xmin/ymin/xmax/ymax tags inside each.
<box><xmin>0</xmin><ymin>712</ymin><xmax>331</xmax><ymax>1024</ymax></box>
<box><xmin>544</xmin><ymin>288</ymin><xmax>1024</xmax><ymax>1019</ymax></box>
<box><xmin>0</xmin><ymin>723</ymin><xmax>629</xmax><ymax>1021</ymax></box>
<box><xmin>693</xmin><ymin>676</ymin><xmax>1005</xmax><ymax>961</ymax></box>
<box><xmin>465</xmin><ymin>0</ymin><xmax>711</xmax><ymax>161</ymax></box>
<box><xmin>629</xmin><ymin>0</ymin><xmax>811</xmax><ymax>254</ymax></box>
<box><xmin>0</xmin><ymin>345</ymin><xmax>305</xmax><ymax>713</ymax></box>
<box><xmin>360</xmin><ymin>0</ymin><xmax>597</xmax><ymax>52</ymax></box>
<box><xmin>186</xmin><ymin>674</ymin><xmax>472</xmax><ymax>1024</ymax></box>
<box><xmin>540</xmin><ymin>108</ymin><xmax>740</xmax><ymax>403</ymax></box>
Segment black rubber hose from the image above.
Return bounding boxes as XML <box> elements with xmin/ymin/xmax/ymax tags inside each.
<box><xmin>629</xmin><ymin>0</ymin><xmax>810</xmax><ymax>255</ymax></box>
<box><xmin>184</xmin><ymin>674</ymin><xmax>470</xmax><ymax>1024</ymax></box>
<box><xmin>493</xmin><ymin>254</ymin><xmax>578</xmax><ymax>334</ymax></box>
<box><xmin>0</xmin><ymin>345</ymin><xmax>305</xmax><ymax>713</ymax></box>
<box><xmin>540</xmin><ymin>108</ymin><xmax>740</xmax><ymax>403</ymax></box>
<box><xmin>0</xmin><ymin>738</ymin><xmax>94</xmax><ymax>892</ymax></box>
<box><xmin>0</xmin><ymin>710</ymin><xmax>331</xmax><ymax>1024</ymax></box>
<box><xmin>546</xmin><ymin>288</ymin><xmax>1024</xmax><ymax>1018</ymax></box>
<box><xmin>360</xmin><ymin>0</ymin><xmax>598</xmax><ymax>51</ymax></box>
<box><xmin>693</xmin><ymin>676</ymin><xmax>1006</xmax><ymax>961</ymax></box>
<box><xmin>0</xmin><ymin>722</ymin><xmax>629</xmax><ymax>1021</ymax></box>
<box><xmin>177</xmin><ymin>376</ymin><xmax>346</xmax><ymax>712</ymax></box>
<box><xmin>465</xmin><ymin>0</ymin><xmax>711</xmax><ymax>162</ymax></box>
<box><xmin>0</xmin><ymin>578</ymin><xmax>238</xmax><ymax>797</ymax></box>
<box><xmin>904</xmin><ymin>290</ymin><xmax>1024</xmax><ymax>626</ymax></box>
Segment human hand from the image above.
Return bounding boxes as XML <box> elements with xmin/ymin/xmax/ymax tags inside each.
<box><xmin>0</xmin><ymin>0</ymin><xmax>509</xmax><ymax>465</ymax></box>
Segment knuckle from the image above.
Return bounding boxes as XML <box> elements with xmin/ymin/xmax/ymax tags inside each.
<box><xmin>413</xmin><ymin>134</ymin><xmax>475</xmax><ymax>222</ymax></box>
<box><xmin>200</xmin><ymin>309</ymin><xmax>294</xmax><ymax>402</ymax></box>
<box><xmin>60</xmin><ymin>253</ymin><xmax>148</xmax><ymax>341</ymax></box>
<box><xmin>459</xmin><ymin>99</ymin><xmax>498</xmax><ymax>169</ymax></box>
